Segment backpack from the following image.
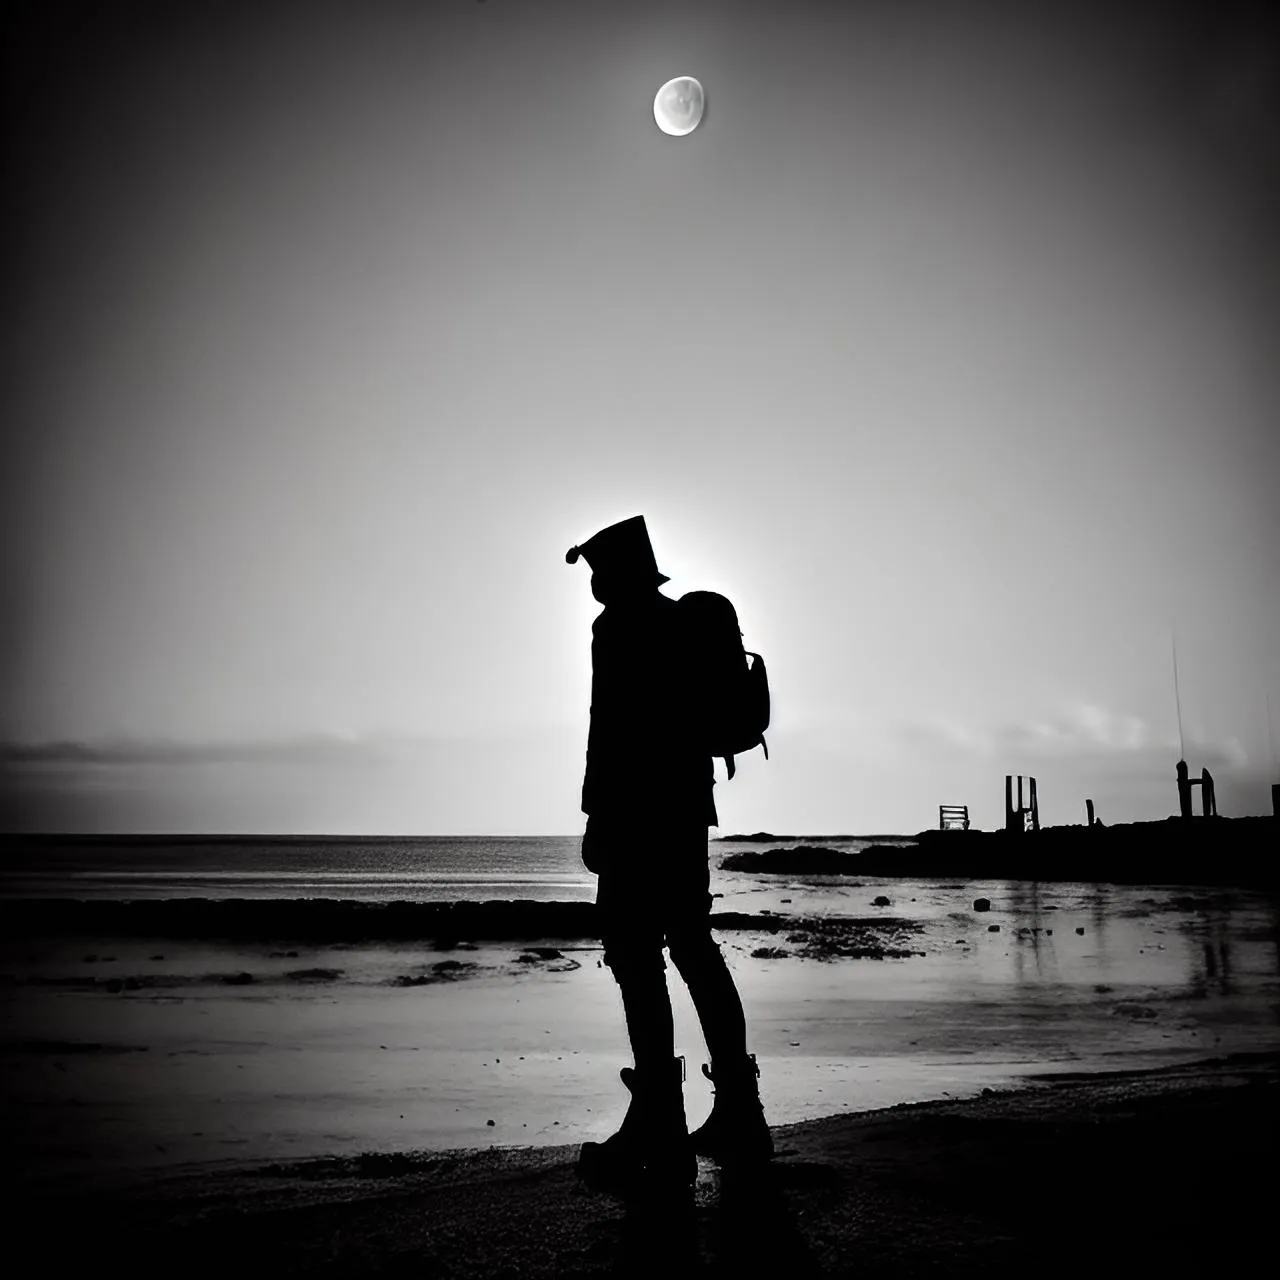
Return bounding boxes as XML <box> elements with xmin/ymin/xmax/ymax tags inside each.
<box><xmin>678</xmin><ymin>591</ymin><xmax>770</xmax><ymax>779</ymax></box>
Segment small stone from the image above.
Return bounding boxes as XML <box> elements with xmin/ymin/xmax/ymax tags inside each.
<box><xmin>872</xmin><ymin>895</ymin><xmax>891</xmax><ymax>907</ymax></box>
<box><xmin>1076</xmin><ymin>927</ymin><xmax>1085</xmax><ymax>935</ymax></box>
<box><xmin>988</xmin><ymin>924</ymin><xmax>1000</xmax><ymax>932</ymax></box>
<box><xmin>487</xmin><ymin>1119</ymin><xmax>495</xmax><ymax>1127</ymax></box>
<box><xmin>973</xmin><ymin>898</ymin><xmax>991</xmax><ymax>912</ymax></box>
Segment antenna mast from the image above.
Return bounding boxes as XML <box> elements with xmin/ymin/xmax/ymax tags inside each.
<box><xmin>1171</xmin><ymin>630</ymin><xmax>1185</xmax><ymax>760</ymax></box>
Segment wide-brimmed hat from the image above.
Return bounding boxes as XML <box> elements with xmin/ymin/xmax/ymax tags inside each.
<box><xmin>565</xmin><ymin>515</ymin><xmax>669</xmax><ymax>585</ymax></box>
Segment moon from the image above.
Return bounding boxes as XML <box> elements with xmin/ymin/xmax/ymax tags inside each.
<box><xmin>653</xmin><ymin>76</ymin><xmax>705</xmax><ymax>136</ymax></box>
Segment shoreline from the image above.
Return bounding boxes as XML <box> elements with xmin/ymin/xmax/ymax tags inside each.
<box><xmin>11</xmin><ymin>1051</ymin><xmax>1276</xmax><ymax>1276</ymax></box>
<box><xmin>0</xmin><ymin>897</ymin><xmax>933</xmax><ymax>956</ymax></box>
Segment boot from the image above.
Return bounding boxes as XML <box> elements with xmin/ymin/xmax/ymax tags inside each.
<box><xmin>577</xmin><ymin>1058</ymin><xmax>696</xmax><ymax>1196</ymax></box>
<box><xmin>690</xmin><ymin>1053</ymin><xmax>774</xmax><ymax>1165</ymax></box>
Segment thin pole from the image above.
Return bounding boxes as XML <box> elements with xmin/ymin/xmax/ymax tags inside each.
<box><xmin>1171</xmin><ymin>630</ymin><xmax>1185</xmax><ymax>760</ymax></box>
<box><xmin>1268</xmin><ymin>691</ymin><xmax>1277</xmax><ymax>775</ymax></box>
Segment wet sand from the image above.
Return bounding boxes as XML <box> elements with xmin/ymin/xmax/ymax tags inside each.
<box><xmin>7</xmin><ymin>1052</ymin><xmax>1276</xmax><ymax>1276</ymax></box>
<box><xmin>4</xmin><ymin>875</ymin><xmax>1277</xmax><ymax>1181</ymax></box>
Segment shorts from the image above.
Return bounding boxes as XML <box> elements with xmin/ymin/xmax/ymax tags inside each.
<box><xmin>584</xmin><ymin>817</ymin><xmax>713</xmax><ymax>969</ymax></box>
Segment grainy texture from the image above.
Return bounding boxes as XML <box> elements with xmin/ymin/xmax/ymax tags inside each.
<box><xmin>8</xmin><ymin>1053</ymin><xmax>1275</xmax><ymax>1277</ymax></box>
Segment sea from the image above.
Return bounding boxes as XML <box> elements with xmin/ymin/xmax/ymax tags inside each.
<box><xmin>0</xmin><ymin>833</ymin><xmax>897</xmax><ymax>903</ymax></box>
<box><xmin>3</xmin><ymin>832</ymin><xmax>1278</xmax><ymax>1175</ymax></box>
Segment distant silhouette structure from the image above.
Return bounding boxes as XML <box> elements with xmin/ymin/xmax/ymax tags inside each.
<box><xmin>1004</xmin><ymin>775</ymin><xmax>1040</xmax><ymax>834</ymax></box>
<box><xmin>565</xmin><ymin>515</ymin><xmax>772</xmax><ymax>1197</ymax></box>
<box><xmin>939</xmin><ymin>804</ymin><xmax>969</xmax><ymax>831</ymax></box>
<box><xmin>1176</xmin><ymin>759</ymin><xmax>1218</xmax><ymax>818</ymax></box>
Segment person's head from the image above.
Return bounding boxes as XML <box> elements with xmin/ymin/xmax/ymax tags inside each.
<box><xmin>566</xmin><ymin>515</ymin><xmax>669</xmax><ymax>605</ymax></box>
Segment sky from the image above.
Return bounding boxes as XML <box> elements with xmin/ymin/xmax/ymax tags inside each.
<box><xmin>2</xmin><ymin>0</ymin><xmax>1278</xmax><ymax>835</ymax></box>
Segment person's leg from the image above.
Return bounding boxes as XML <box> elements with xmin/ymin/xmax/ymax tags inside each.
<box><xmin>661</xmin><ymin>828</ymin><xmax>748</xmax><ymax>1064</ymax></box>
<box><xmin>610</xmin><ymin>948</ymin><xmax>677</xmax><ymax>1069</ymax></box>
<box><xmin>578</xmin><ymin>855</ymin><xmax>693</xmax><ymax>1193</ymax></box>
<box><xmin>664</xmin><ymin>834</ymin><xmax>772</xmax><ymax>1166</ymax></box>
<box><xmin>667</xmin><ymin>929</ymin><xmax>747</xmax><ymax>1064</ymax></box>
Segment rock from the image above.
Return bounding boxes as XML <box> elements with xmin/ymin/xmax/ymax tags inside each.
<box><xmin>988</xmin><ymin>924</ymin><xmax>1000</xmax><ymax>932</ymax></box>
<box><xmin>487</xmin><ymin>1119</ymin><xmax>496</xmax><ymax>1127</ymax></box>
<box><xmin>973</xmin><ymin>898</ymin><xmax>991</xmax><ymax>912</ymax></box>
<box><xmin>720</xmin><ymin>846</ymin><xmax>857</xmax><ymax>874</ymax></box>
<box><xmin>285</xmin><ymin>967</ymin><xmax>343</xmax><ymax>982</ymax></box>
<box><xmin>873</xmin><ymin>895</ymin><xmax>891</xmax><ymax>907</ymax></box>
<box><xmin>1076</xmin><ymin>927</ymin><xmax>1085</xmax><ymax>935</ymax></box>
<box><xmin>751</xmin><ymin>946</ymin><xmax>790</xmax><ymax>959</ymax></box>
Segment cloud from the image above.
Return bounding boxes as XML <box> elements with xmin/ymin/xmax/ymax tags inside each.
<box><xmin>0</xmin><ymin>733</ymin><xmax>394</xmax><ymax>768</ymax></box>
<box><xmin>903</xmin><ymin>702</ymin><xmax>1249</xmax><ymax>770</ymax></box>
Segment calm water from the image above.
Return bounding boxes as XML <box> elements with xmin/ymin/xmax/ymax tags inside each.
<box><xmin>0</xmin><ymin>834</ymin><xmax>894</xmax><ymax>901</ymax></box>
<box><xmin>4</xmin><ymin>835</ymin><xmax>1278</xmax><ymax>1175</ymax></box>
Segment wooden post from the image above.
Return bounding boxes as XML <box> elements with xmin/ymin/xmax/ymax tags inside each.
<box><xmin>1086</xmin><ymin>798</ymin><xmax>1095</xmax><ymax>827</ymax></box>
<box><xmin>1201</xmin><ymin>768</ymin><xmax>1216</xmax><ymax>817</ymax></box>
<box><xmin>1176</xmin><ymin>760</ymin><xmax>1193</xmax><ymax>819</ymax></box>
<box><xmin>1005</xmin><ymin>775</ymin><xmax>1015</xmax><ymax>833</ymax></box>
<box><xmin>1029</xmin><ymin>777</ymin><xmax>1040</xmax><ymax>831</ymax></box>
<box><xmin>1273</xmin><ymin>784</ymin><xmax>1279</xmax><ymax>818</ymax></box>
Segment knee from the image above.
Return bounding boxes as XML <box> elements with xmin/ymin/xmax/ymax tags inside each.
<box><xmin>667</xmin><ymin>930</ymin><xmax>724</xmax><ymax>975</ymax></box>
<box><xmin>603</xmin><ymin>942</ymin><xmax>667</xmax><ymax>982</ymax></box>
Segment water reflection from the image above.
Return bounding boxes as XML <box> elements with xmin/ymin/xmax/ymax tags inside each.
<box><xmin>1184</xmin><ymin>908</ymin><xmax>1238</xmax><ymax>997</ymax></box>
<box><xmin>1007</xmin><ymin>879</ymin><xmax>1052</xmax><ymax>985</ymax></box>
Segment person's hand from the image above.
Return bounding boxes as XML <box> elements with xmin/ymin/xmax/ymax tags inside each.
<box><xmin>581</xmin><ymin>816</ymin><xmax>606</xmax><ymax>873</ymax></box>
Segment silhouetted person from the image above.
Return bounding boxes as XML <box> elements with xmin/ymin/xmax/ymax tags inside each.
<box><xmin>565</xmin><ymin>515</ymin><xmax>771</xmax><ymax>1196</ymax></box>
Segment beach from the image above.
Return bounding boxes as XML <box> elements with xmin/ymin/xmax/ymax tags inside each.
<box><xmin>7</xmin><ymin>1053</ymin><xmax>1276</xmax><ymax>1276</ymax></box>
<box><xmin>2</xmin><ymin>830</ymin><xmax>1278</xmax><ymax>1272</ymax></box>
